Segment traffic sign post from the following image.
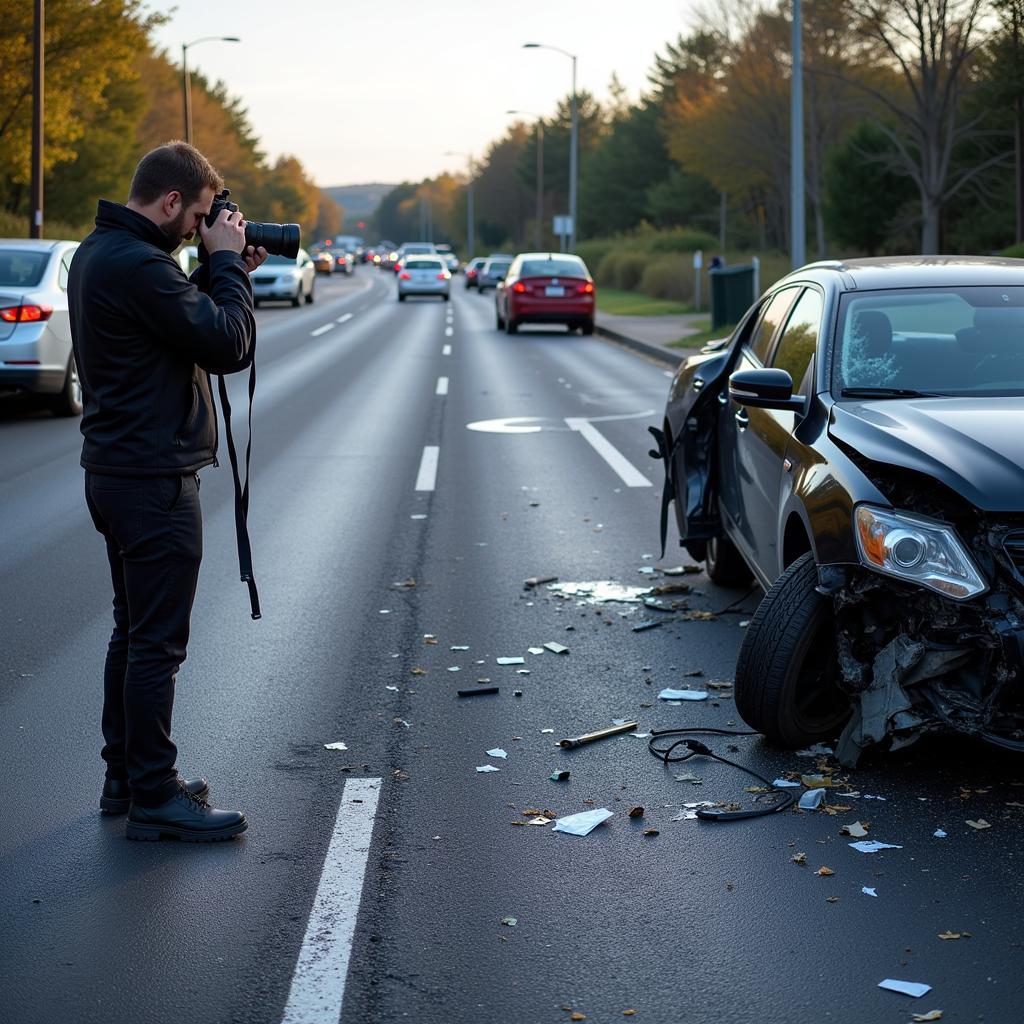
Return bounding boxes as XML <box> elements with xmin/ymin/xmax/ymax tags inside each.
<box><xmin>693</xmin><ymin>249</ymin><xmax>703</xmax><ymax>312</ymax></box>
<box><xmin>553</xmin><ymin>215</ymin><xmax>573</xmax><ymax>253</ymax></box>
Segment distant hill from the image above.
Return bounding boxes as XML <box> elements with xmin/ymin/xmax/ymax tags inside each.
<box><xmin>322</xmin><ymin>184</ymin><xmax>396</xmax><ymax>230</ymax></box>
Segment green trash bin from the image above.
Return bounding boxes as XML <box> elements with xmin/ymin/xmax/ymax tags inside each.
<box><xmin>709</xmin><ymin>264</ymin><xmax>755</xmax><ymax>331</ymax></box>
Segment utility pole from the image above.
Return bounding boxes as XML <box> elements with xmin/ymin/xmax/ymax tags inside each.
<box><xmin>1015</xmin><ymin>2</ymin><xmax>1024</xmax><ymax>243</ymax></box>
<box><xmin>790</xmin><ymin>0</ymin><xmax>806</xmax><ymax>268</ymax></box>
<box><xmin>182</xmin><ymin>44</ymin><xmax>192</xmax><ymax>145</ymax></box>
<box><xmin>568</xmin><ymin>54</ymin><xmax>578</xmax><ymax>251</ymax></box>
<box><xmin>30</xmin><ymin>0</ymin><xmax>44</xmax><ymax>239</ymax></box>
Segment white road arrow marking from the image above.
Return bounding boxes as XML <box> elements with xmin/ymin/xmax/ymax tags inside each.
<box><xmin>565</xmin><ymin>417</ymin><xmax>652</xmax><ymax>488</ymax></box>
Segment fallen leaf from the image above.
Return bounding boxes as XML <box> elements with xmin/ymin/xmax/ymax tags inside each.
<box><xmin>938</xmin><ymin>931</ymin><xmax>968</xmax><ymax>940</ymax></box>
<box><xmin>744</xmin><ymin>786</ymin><xmax>769</xmax><ymax>793</ymax></box>
<box><xmin>816</xmin><ymin>866</ymin><xmax>835</xmax><ymax>877</ymax></box>
<box><xmin>642</xmin><ymin>828</ymin><xmax>659</xmax><ymax>836</ymax></box>
<box><xmin>791</xmin><ymin>852</ymin><xmax>807</xmax><ymax>865</ymax></box>
<box><xmin>912</xmin><ymin>1011</ymin><xmax>943</xmax><ymax>1022</ymax></box>
<box><xmin>628</xmin><ymin>806</ymin><xmax>645</xmax><ymax>818</ymax></box>
<box><xmin>623</xmin><ymin>1012</ymin><xmax>637</xmax><ymax>1018</ymax></box>
<box><xmin>571</xmin><ymin>1014</ymin><xmax>586</xmax><ymax>1022</ymax></box>
<box><xmin>826</xmin><ymin>896</ymin><xmax>840</xmax><ymax>903</ymax></box>
<box><xmin>966</xmin><ymin>819</ymin><xmax>991</xmax><ymax>830</ymax></box>
<box><xmin>410</xmin><ymin>667</ymin><xmax>427</xmax><ymax>675</ymax></box>
<box><xmin>840</xmin><ymin>821</ymin><xmax>869</xmax><ymax>838</ymax></box>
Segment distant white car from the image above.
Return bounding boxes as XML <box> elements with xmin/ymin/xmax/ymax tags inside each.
<box><xmin>251</xmin><ymin>250</ymin><xmax>316</xmax><ymax>307</ymax></box>
<box><xmin>0</xmin><ymin>238</ymin><xmax>82</xmax><ymax>415</ymax></box>
<box><xmin>397</xmin><ymin>256</ymin><xmax>451</xmax><ymax>301</ymax></box>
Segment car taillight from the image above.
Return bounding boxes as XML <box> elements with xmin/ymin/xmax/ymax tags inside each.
<box><xmin>577</xmin><ymin>282</ymin><xmax>595</xmax><ymax>294</ymax></box>
<box><xmin>467</xmin><ymin>269</ymin><xmax>477</xmax><ymax>278</ymax></box>
<box><xmin>399</xmin><ymin>272</ymin><xmax>411</xmax><ymax>280</ymax></box>
<box><xmin>437</xmin><ymin>272</ymin><xmax>450</xmax><ymax>280</ymax></box>
<box><xmin>0</xmin><ymin>304</ymin><xmax>52</xmax><ymax>323</ymax></box>
<box><xmin>394</xmin><ymin>263</ymin><xmax>402</xmax><ymax>273</ymax></box>
<box><xmin>512</xmin><ymin>282</ymin><xmax>526</xmax><ymax>294</ymax></box>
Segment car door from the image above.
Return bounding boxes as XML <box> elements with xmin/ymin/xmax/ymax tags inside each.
<box><xmin>717</xmin><ymin>286</ymin><xmax>801</xmax><ymax>570</ymax></box>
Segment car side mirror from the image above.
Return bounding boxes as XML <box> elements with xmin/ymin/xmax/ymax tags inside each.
<box><xmin>729</xmin><ymin>368</ymin><xmax>805</xmax><ymax>413</ymax></box>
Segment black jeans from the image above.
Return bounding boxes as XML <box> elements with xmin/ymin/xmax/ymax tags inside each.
<box><xmin>85</xmin><ymin>472</ymin><xmax>202</xmax><ymax>807</ymax></box>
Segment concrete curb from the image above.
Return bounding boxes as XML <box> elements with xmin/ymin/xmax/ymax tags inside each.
<box><xmin>594</xmin><ymin>324</ymin><xmax>685</xmax><ymax>368</ymax></box>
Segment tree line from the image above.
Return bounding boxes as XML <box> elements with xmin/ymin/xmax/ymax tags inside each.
<box><xmin>375</xmin><ymin>0</ymin><xmax>1024</xmax><ymax>260</ymax></box>
<box><xmin>1</xmin><ymin>0</ymin><xmax>342</xmax><ymax>239</ymax></box>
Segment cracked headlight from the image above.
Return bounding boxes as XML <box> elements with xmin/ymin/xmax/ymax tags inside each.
<box><xmin>854</xmin><ymin>505</ymin><xmax>987</xmax><ymax>601</ymax></box>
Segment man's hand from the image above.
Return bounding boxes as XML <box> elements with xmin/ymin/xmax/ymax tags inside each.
<box><xmin>200</xmin><ymin>207</ymin><xmax>247</xmax><ymax>255</ymax></box>
<box><xmin>243</xmin><ymin>245</ymin><xmax>268</xmax><ymax>273</ymax></box>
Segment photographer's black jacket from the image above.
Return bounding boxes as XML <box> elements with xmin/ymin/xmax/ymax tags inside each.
<box><xmin>69</xmin><ymin>200</ymin><xmax>255</xmax><ymax>477</ymax></box>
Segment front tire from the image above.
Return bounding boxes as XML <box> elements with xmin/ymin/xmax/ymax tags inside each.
<box><xmin>496</xmin><ymin>307</ymin><xmax>505</xmax><ymax>330</ymax></box>
<box><xmin>734</xmin><ymin>552</ymin><xmax>850</xmax><ymax>746</ymax></box>
<box><xmin>505</xmin><ymin>317</ymin><xmax>518</xmax><ymax>335</ymax></box>
<box><xmin>705</xmin><ymin>535</ymin><xmax>753</xmax><ymax>586</ymax></box>
<box><xmin>48</xmin><ymin>355</ymin><xmax>83</xmax><ymax>417</ymax></box>
<box><xmin>291</xmin><ymin>290</ymin><xmax>301</xmax><ymax>308</ymax></box>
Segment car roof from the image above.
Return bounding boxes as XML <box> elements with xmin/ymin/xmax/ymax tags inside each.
<box><xmin>405</xmin><ymin>253</ymin><xmax>444</xmax><ymax>261</ymax></box>
<box><xmin>0</xmin><ymin>238</ymin><xmax>76</xmax><ymax>251</ymax></box>
<box><xmin>516</xmin><ymin>252</ymin><xmax>583</xmax><ymax>261</ymax></box>
<box><xmin>778</xmin><ymin>255</ymin><xmax>1024</xmax><ymax>292</ymax></box>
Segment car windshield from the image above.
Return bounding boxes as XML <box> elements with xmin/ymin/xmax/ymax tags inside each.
<box><xmin>0</xmin><ymin>249</ymin><xmax>49</xmax><ymax>287</ymax></box>
<box><xmin>834</xmin><ymin>287</ymin><xmax>1024</xmax><ymax>397</ymax></box>
<box><xmin>486</xmin><ymin>263</ymin><xmax>510</xmax><ymax>274</ymax></box>
<box><xmin>407</xmin><ymin>259</ymin><xmax>443</xmax><ymax>270</ymax></box>
<box><xmin>520</xmin><ymin>258</ymin><xmax>586</xmax><ymax>278</ymax></box>
<box><xmin>264</xmin><ymin>254</ymin><xmax>297</xmax><ymax>266</ymax></box>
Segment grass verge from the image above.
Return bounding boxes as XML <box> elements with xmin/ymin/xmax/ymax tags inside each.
<box><xmin>668</xmin><ymin>321</ymin><xmax>736</xmax><ymax>349</ymax></box>
<box><xmin>597</xmin><ymin>287</ymin><xmax>692</xmax><ymax>316</ymax></box>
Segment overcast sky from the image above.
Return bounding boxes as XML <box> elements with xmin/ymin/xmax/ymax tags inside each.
<box><xmin>152</xmin><ymin>0</ymin><xmax>699</xmax><ymax>187</ymax></box>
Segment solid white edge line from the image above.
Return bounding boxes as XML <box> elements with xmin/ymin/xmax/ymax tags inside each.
<box><xmin>565</xmin><ymin>417</ymin><xmax>653</xmax><ymax>488</ymax></box>
<box><xmin>442</xmin><ymin>344</ymin><xmax>452</xmax><ymax>356</ymax></box>
<box><xmin>310</xmin><ymin>323</ymin><xmax>335</xmax><ymax>337</ymax></box>
<box><xmin>415</xmin><ymin>446</ymin><xmax>440</xmax><ymax>491</ymax></box>
<box><xmin>336</xmin><ymin>312</ymin><xmax>354</xmax><ymax>324</ymax></box>
<box><xmin>436</xmin><ymin>376</ymin><xmax>449</xmax><ymax>396</ymax></box>
<box><xmin>279</xmin><ymin>777</ymin><xmax>382</xmax><ymax>1024</ymax></box>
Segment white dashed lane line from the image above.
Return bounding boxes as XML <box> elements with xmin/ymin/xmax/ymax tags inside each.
<box><xmin>336</xmin><ymin>312</ymin><xmax>354</xmax><ymax>324</ymax></box>
<box><xmin>442</xmin><ymin>344</ymin><xmax>452</xmax><ymax>356</ymax></box>
<box><xmin>415</xmin><ymin>446</ymin><xmax>440</xmax><ymax>492</ymax></box>
<box><xmin>279</xmin><ymin>777</ymin><xmax>383</xmax><ymax>1024</ymax></box>
<box><xmin>310</xmin><ymin>323</ymin><xmax>335</xmax><ymax>337</ymax></box>
<box><xmin>436</xmin><ymin>376</ymin><xmax>449</xmax><ymax>396</ymax></box>
<box><xmin>444</xmin><ymin>326</ymin><xmax>454</xmax><ymax>337</ymax></box>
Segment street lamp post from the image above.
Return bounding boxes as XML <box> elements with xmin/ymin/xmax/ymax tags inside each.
<box><xmin>790</xmin><ymin>0</ymin><xmax>805</xmax><ymax>268</ymax></box>
<box><xmin>507</xmin><ymin>111</ymin><xmax>544</xmax><ymax>250</ymax></box>
<box><xmin>523</xmin><ymin>43</ymin><xmax>578</xmax><ymax>251</ymax></box>
<box><xmin>182</xmin><ymin>36</ymin><xmax>240</xmax><ymax>145</ymax></box>
<box><xmin>445</xmin><ymin>151</ymin><xmax>475</xmax><ymax>259</ymax></box>
<box><xmin>30</xmin><ymin>0</ymin><xmax>44</xmax><ymax>239</ymax></box>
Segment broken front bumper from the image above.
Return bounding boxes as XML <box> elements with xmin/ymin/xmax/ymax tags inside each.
<box><xmin>817</xmin><ymin>563</ymin><xmax>1024</xmax><ymax>765</ymax></box>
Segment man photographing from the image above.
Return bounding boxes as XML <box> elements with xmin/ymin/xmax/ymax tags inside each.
<box><xmin>68</xmin><ymin>141</ymin><xmax>266</xmax><ymax>842</ymax></box>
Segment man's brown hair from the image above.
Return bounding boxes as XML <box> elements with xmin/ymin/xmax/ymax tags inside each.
<box><xmin>128</xmin><ymin>141</ymin><xmax>224</xmax><ymax>206</ymax></box>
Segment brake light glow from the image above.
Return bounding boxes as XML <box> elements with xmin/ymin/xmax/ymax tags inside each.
<box><xmin>437</xmin><ymin>272</ymin><xmax>451</xmax><ymax>280</ymax></box>
<box><xmin>466</xmin><ymin>269</ymin><xmax>477</xmax><ymax>278</ymax></box>
<box><xmin>512</xmin><ymin>282</ymin><xmax>526</xmax><ymax>294</ymax></box>
<box><xmin>399</xmin><ymin>272</ymin><xmax>411</xmax><ymax>280</ymax></box>
<box><xmin>577</xmin><ymin>282</ymin><xmax>595</xmax><ymax>294</ymax></box>
<box><xmin>0</xmin><ymin>304</ymin><xmax>52</xmax><ymax>323</ymax></box>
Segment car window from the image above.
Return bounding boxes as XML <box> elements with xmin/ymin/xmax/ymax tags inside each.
<box><xmin>407</xmin><ymin>259</ymin><xmax>443</xmax><ymax>270</ymax></box>
<box><xmin>520</xmin><ymin>258</ymin><xmax>587</xmax><ymax>278</ymax></box>
<box><xmin>0</xmin><ymin>249</ymin><xmax>49</xmax><ymax>287</ymax></box>
<box><xmin>58</xmin><ymin>248</ymin><xmax>76</xmax><ymax>291</ymax></box>
<box><xmin>745</xmin><ymin>287</ymin><xmax>799</xmax><ymax>364</ymax></box>
<box><xmin>771</xmin><ymin>289</ymin><xmax>823</xmax><ymax>394</ymax></box>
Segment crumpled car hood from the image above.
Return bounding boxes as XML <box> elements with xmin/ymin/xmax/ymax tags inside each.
<box><xmin>828</xmin><ymin>397</ymin><xmax>1024</xmax><ymax>511</ymax></box>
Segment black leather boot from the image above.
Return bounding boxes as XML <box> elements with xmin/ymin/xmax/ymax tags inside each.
<box><xmin>125</xmin><ymin>783</ymin><xmax>247</xmax><ymax>842</ymax></box>
<box><xmin>100</xmin><ymin>776</ymin><xmax>209</xmax><ymax>815</ymax></box>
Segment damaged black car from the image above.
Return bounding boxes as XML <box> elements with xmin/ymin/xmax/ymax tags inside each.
<box><xmin>652</xmin><ymin>256</ymin><xmax>1024</xmax><ymax>766</ymax></box>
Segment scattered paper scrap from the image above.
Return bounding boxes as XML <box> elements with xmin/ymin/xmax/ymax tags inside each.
<box><xmin>526</xmin><ymin>817</ymin><xmax>551</xmax><ymax>826</ymax></box>
<box><xmin>798</xmin><ymin>789</ymin><xmax>826</xmax><ymax>810</ymax></box>
<box><xmin>544</xmin><ymin>642</ymin><xmax>570</xmax><ymax>655</ymax></box>
<box><xmin>791</xmin><ymin>852</ymin><xmax>807</xmax><ymax>865</ymax></box>
<box><xmin>933</xmin><ymin>829</ymin><xmax>947</xmax><ymax>838</ymax></box>
<box><xmin>658</xmin><ymin>688</ymin><xmax>709</xmax><ymax>701</ymax></box>
<box><xmin>528</xmin><ymin>647</ymin><xmax>545</xmax><ymax>655</ymax></box>
<box><xmin>385</xmin><ymin>685</ymin><xmax>399</xmax><ymax>692</ymax></box>
<box><xmin>632</xmin><ymin>620</ymin><xmax>662</xmax><ymax>632</ymax></box>
<box><xmin>878</xmin><ymin>979</ymin><xmax>931</xmax><ymax>998</ymax></box>
<box><xmin>840</xmin><ymin>822</ymin><xmax>869</xmax><ymax>838</ymax></box>
<box><xmin>497</xmin><ymin>657</ymin><xmax>525</xmax><ymax>666</ymax></box>
<box><xmin>450</xmin><ymin>645</ymin><xmax>470</xmax><ymax>651</ymax></box>
<box><xmin>966</xmin><ymin>819</ymin><xmax>991</xmax><ymax>830</ymax></box>
<box><xmin>486</xmin><ymin>748</ymin><xmax>508</xmax><ymax>759</ymax></box>
<box><xmin>553</xmin><ymin>808</ymin><xmax>614</xmax><ymax>837</ymax></box>
<box><xmin>323</xmin><ymin>742</ymin><xmax>348</xmax><ymax>751</ymax></box>
<box><xmin>773</xmin><ymin>778</ymin><xmax>802</xmax><ymax>788</ymax></box>
<box><xmin>796</xmin><ymin>743</ymin><xmax>833</xmax><ymax>757</ymax></box>
<box><xmin>938</xmin><ymin>931</ymin><xmax>969</xmax><ymax>940</ymax></box>
<box><xmin>849</xmin><ymin>840</ymin><xmax>903</xmax><ymax>853</ymax></box>
<box><xmin>911</xmin><ymin>1013</ymin><xmax>943</xmax><ymax>1023</ymax></box>
<box><xmin>447</xmin><ymin>666</ymin><xmax>461</xmax><ymax>673</ymax></box>
<box><xmin>476</xmin><ymin>765</ymin><xmax>500</xmax><ymax>773</ymax></box>
<box><xmin>501</xmin><ymin>916</ymin><xmax>517</xmax><ymax>926</ymax></box>
<box><xmin>862</xmin><ymin>887</ymin><xmax>878</xmax><ymax>897</ymax></box>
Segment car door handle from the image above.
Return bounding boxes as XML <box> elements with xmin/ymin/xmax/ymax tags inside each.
<box><xmin>734</xmin><ymin>409</ymin><xmax>749</xmax><ymax>429</ymax></box>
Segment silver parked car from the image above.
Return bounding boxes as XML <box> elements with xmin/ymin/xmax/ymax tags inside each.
<box><xmin>397</xmin><ymin>255</ymin><xmax>451</xmax><ymax>301</ymax></box>
<box><xmin>0</xmin><ymin>239</ymin><xmax>82</xmax><ymax>415</ymax></box>
<box><xmin>251</xmin><ymin>250</ymin><xmax>316</xmax><ymax>307</ymax></box>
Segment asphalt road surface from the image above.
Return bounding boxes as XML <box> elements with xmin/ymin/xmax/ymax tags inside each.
<box><xmin>1</xmin><ymin>267</ymin><xmax>1022</xmax><ymax>1024</ymax></box>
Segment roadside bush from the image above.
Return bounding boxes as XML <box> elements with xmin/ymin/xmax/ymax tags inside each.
<box><xmin>577</xmin><ymin>239</ymin><xmax>614</xmax><ymax>274</ymax></box>
<box><xmin>646</xmin><ymin>227</ymin><xmax>718</xmax><ymax>254</ymax></box>
<box><xmin>597</xmin><ymin>250</ymin><xmax>649</xmax><ymax>291</ymax></box>
<box><xmin>0</xmin><ymin>209</ymin><xmax>91</xmax><ymax>241</ymax></box>
<box><xmin>1001</xmin><ymin>242</ymin><xmax>1024</xmax><ymax>259</ymax></box>
<box><xmin>639</xmin><ymin>255</ymin><xmax>694</xmax><ymax>303</ymax></box>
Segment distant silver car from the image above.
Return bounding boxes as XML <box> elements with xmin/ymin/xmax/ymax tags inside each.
<box><xmin>397</xmin><ymin>256</ymin><xmax>451</xmax><ymax>301</ymax></box>
<box><xmin>0</xmin><ymin>238</ymin><xmax>82</xmax><ymax>415</ymax></box>
<box><xmin>477</xmin><ymin>257</ymin><xmax>512</xmax><ymax>293</ymax></box>
<box><xmin>251</xmin><ymin>250</ymin><xmax>316</xmax><ymax>307</ymax></box>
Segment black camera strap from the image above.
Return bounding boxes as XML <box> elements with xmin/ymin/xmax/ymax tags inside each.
<box><xmin>216</xmin><ymin>355</ymin><xmax>261</xmax><ymax>620</ymax></box>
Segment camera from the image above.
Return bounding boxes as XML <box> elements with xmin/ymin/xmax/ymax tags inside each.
<box><xmin>204</xmin><ymin>189</ymin><xmax>301</xmax><ymax>259</ymax></box>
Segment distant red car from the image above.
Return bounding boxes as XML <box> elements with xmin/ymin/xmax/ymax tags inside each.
<box><xmin>494</xmin><ymin>253</ymin><xmax>595</xmax><ymax>334</ymax></box>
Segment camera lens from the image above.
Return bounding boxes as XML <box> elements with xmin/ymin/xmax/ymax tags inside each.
<box><xmin>245</xmin><ymin>222</ymin><xmax>300</xmax><ymax>260</ymax></box>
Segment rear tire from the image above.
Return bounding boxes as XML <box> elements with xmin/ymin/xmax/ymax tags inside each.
<box><xmin>398</xmin><ymin>293</ymin><xmax>406</xmax><ymax>302</ymax></box>
<box><xmin>505</xmin><ymin>318</ymin><xmax>518</xmax><ymax>335</ymax></box>
<box><xmin>496</xmin><ymin>307</ymin><xmax>505</xmax><ymax>330</ymax></box>
<box><xmin>734</xmin><ymin>552</ymin><xmax>850</xmax><ymax>746</ymax></box>
<box><xmin>580</xmin><ymin>319</ymin><xmax>594</xmax><ymax>335</ymax></box>
<box><xmin>48</xmin><ymin>355</ymin><xmax>83</xmax><ymax>417</ymax></box>
<box><xmin>705</xmin><ymin>535</ymin><xmax>754</xmax><ymax>586</ymax></box>
<box><xmin>291</xmin><ymin>291</ymin><xmax>301</xmax><ymax>308</ymax></box>
<box><xmin>305</xmin><ymin>284</ymin><xmax>314</xmax><ymax>304</ymax></box>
